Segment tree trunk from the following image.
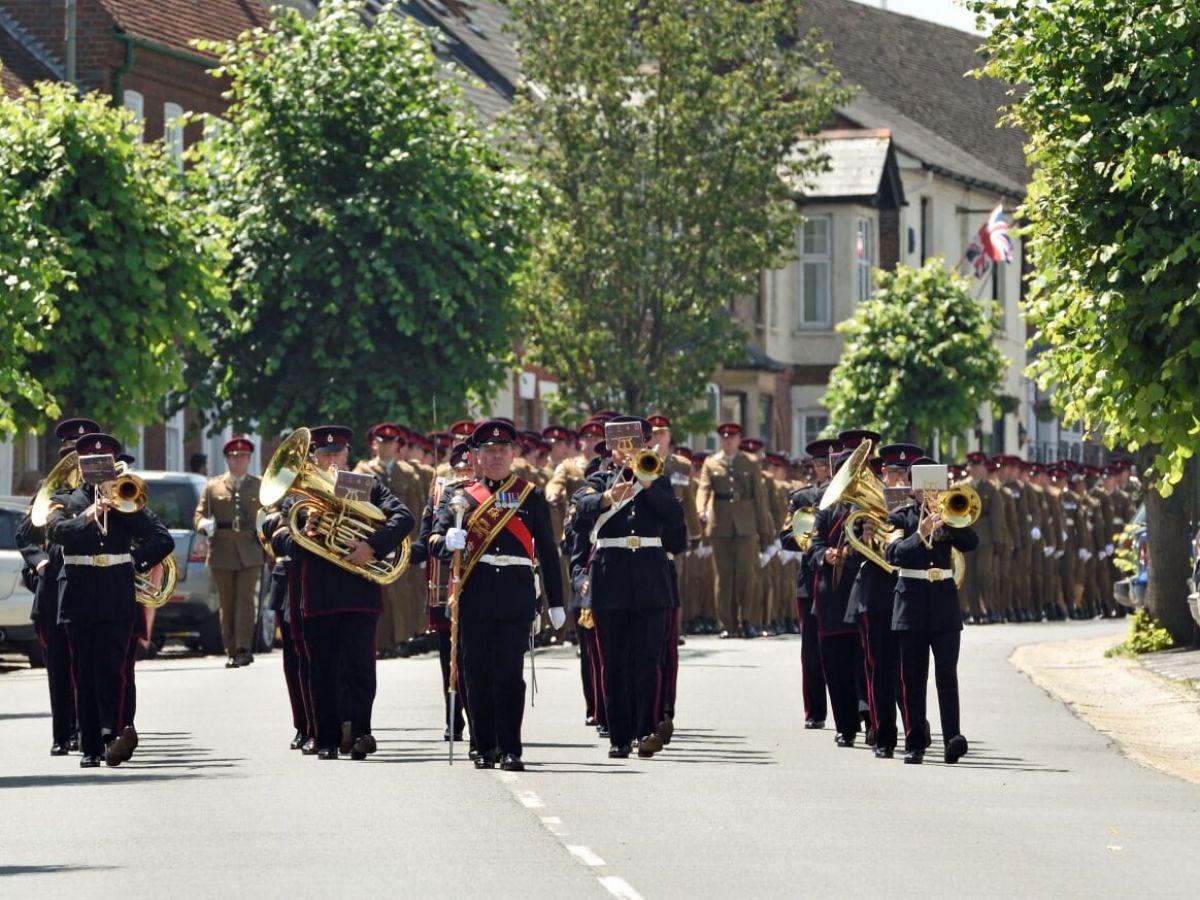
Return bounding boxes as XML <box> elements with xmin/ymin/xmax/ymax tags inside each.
<box><xmin>1141</xmin><ymin>448</ymin><xmax>1200</xmax><ymax>647</ymax></box>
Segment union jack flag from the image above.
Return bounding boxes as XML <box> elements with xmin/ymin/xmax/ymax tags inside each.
<box><xmin>965</xmin><ymin>235</ymin><xmax>990</xmax><ymax>278</ymax></box>
<box><xmin>979</xmin><ymin>204</ymin><xmax>1014</xmax><ymax>264</ymax></box>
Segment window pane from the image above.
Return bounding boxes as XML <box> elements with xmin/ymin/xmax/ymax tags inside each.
<box><xmin>802</xmin><ymin>261</ymin><xmax>830</xmax><ymax>323</ymax></box>
<box><xmin>803</xmin><ymin>217</ymin><xmax>829</xmax><ymax>255</ymax></box>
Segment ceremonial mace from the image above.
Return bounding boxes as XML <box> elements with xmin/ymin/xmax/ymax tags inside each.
<box><xmin>447</xmin><ymin>491</ymin><xmax>469</xmax><ymax>766</ymax></box>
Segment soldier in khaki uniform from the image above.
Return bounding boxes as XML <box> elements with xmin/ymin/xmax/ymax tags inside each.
<box><xmin>763</xmin><ymin>452</ymin><xmax>793</xmax><ymax>635</ymax></box>
<box><xmin>353</xmin><ymin>423</ymin><xmax>420</xmax><ymax>656</ymax></box>
<box><xmin>194</xmin><ymin>436</ymin><xmax>264</xmax><ymax>667</ymax></box>
<box><xmin>960</xmin><ymin>452</ymin><xmax>998</xmax><ymax>623</ymax></box>
<box><xmin>1032</xmin><ymin>464</ymin><xmax>1067</xmax><ymax>618</ymax></box>
<box><xmin>686</xmin><ymin>450</ymin><xmax>719</xmax><ymax>632</ymax></box>
<box><xmin>738</xmin><ymin>436</ymin><xmax>770</xmax><ymax>634</ymax></box>
<box><xmin>989</xmin><ymin>457</ymin><xmax>1018</xmax><ymax>622</ymax></box>
<box><xmin>695</xmin><ymin>423</ymin><xmax>773</xmax><ymax>638</ymax></box>
<box><xmin>650</xmin><ymin>416</ymin><xmax>701</xmax><ymax>622</ymax></box>
<box><xmin>998</xmin><ymin>456</ymin><xmax>1033</xmax><ymax>621</ymax></box>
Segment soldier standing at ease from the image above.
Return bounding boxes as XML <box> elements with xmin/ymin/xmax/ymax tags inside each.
<box><xmin>960</xmin><ymin>452</ymin><xmax>998</xmax><ymax>624</ymax></box>
<box><xmin>194</xmin><ymin>436</ymin><xmax>264</xmax><ymax>668</ymax></box>
<box><xmin>695</xmin><ymin>423</ymin><xmax>773</xmax><ymax>638</ymax></box>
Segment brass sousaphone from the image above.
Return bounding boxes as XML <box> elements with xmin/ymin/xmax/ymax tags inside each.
<box><xmin>260</xmin><ymin>428</ymin><xmax>410</xmax><ymax>585</ymax></box>
<box><xmin>818</xmin><ymin>440</ymin><xmax>900</xmax><ymax>573</ymax></box>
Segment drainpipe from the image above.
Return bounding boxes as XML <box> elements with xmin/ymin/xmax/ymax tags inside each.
<box><xmin>65</xmin><ymin>0</ymin><xmax>76</xmax><ymax>85</ymax></box>
<box><xmin>111</xmin><ymin>34</ymin><xmax>134</xmax><ymax>104</ymax></box>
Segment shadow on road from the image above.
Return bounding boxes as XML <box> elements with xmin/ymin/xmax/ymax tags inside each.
<box><xmin>0</xmin><ymin>773</ymin><xmax>204</xmax><ymax>789</ymax></box>
<box><xmin>0</xmin><ymin>864</ymin><xmax>119</xmax><ymax>877</ymax></box>
<box><xmin>0</xmin><ymin>711</ymin><xmax>50</xmax><ymax>721</ymax></box>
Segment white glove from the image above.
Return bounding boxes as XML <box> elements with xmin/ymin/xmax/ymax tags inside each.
<box><xmin>1105</xmin><ymin>543</ymin><xmax>1114</xmax><ymax>556</ymax></box>
<box><xmin>1061</xmin><ymin>530</ymin><xmax>1068</xmax><ymax>542</ymax></box>
<box><xmin>1030</xmin><ymin>526</ymin><xmax>1042</xmax><ymax>541</ymax></box>
<box><xmin>198</xmin><ymin>517</ymin><xmax>216</xmax><ymax>537</ymax></box>
<box><xmin>1043</xmin><ymin>546</ymin><xmax>1054</xmax><ymax>558</ymax></box>
<box><xmin>549</xmin><ymin>607</ymin><xmax>566</xmax><ymax>630</ymax></box>
<box><xmin>444</xmin><ymin>527</ymin><xmax>467</xmax><ymax>551</ymax></box>
<box><xmin>758</xmin><ymin>550</ymin><xmax>771</xmax><ymax>568</ymax></box>
<box><xmin>1077</xmin><ymin>547</ymin><xmax>1090</xmax><ymax>561</ymax></box>
<box><xmin>1055</xmin><ymin>550</ymin><xmax>1065</xmax><ymax>559</ymax></box>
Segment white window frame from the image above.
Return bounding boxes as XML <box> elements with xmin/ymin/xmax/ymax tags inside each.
<box><xmin>123</xmin><ymin>90</ymin><xmax>145</xmax><ymax>140</ymax></box>
<box><xmin>792</xmin><ymin>410</ymin><xmax>830</xmax><ymax>456</ymax></box>
<box><xmin>164</xmin><ymin>102</ymin><xmax>184</xmax><ymax>171</ymax></box>
<box><xmin>795</xmin><ymin>215</ymin><xmax>832</xmax><ymax>329</ymax></box>
<box><xmin>855</xmin><ymin>217</ymin><xmax>874</xmax><ymax>303</ymax></box>
<box><xmin>164</xmin><ymin>408</ymin><xmax>185</xmax><ymax>472</ymax></box>
<box><xmin>23</xmin><ymin>434</ymin><xmax>39</xmax><ymax>473</ymax></box>
<box><xmin>0</xmin><ymin>439</ymin><xmax>13</xmax><ymax>496</ymax></box>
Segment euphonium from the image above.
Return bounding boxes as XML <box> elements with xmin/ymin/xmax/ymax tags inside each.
<box><xmin>260</xmin><ymin>428</ymin><xmax>409</xmax><ymax>585</ymax></box>
<box><xmin>631</xmin><ymin>447</ymin><xmax>663</xmax><ymax>483</ymax></box>
<box><xmin>136</xmin><ymin>554</ymin><xmax>178</xmax><ymax>608</ymax></box>
<box><xmin>31</xmin><ymin>451</ymin><xmax>81</xmax><ymax>527</ymax></box>
<box><xmin>818</xmin><ymin>440</ymin><xmax>899</xmax><ymax>573</ymax></box>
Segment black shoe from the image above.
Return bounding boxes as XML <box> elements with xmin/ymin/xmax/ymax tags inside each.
<box><xmin>234</xmin><ymin>648</ymin><xmax>254</xmax><ymax>666</ymax></box>
<box><xmin>105</xmin><ymin>726</ymin><xmax>137</xmax><ymax>766</ymax></box>
<box><xmin>79</xmin><ymin>755</ymin><xmax>102</xmax><ymax>768</ymax></box>
<box><xmin>444</xmin><ymin>727</ymin><xmax>453</xmax><ymax>742</ymax></box>
<box><xmin>835</xmin><ymin>733</ymin><xmax>855</xmax><ymax>748</ymax></box>
<box><xmin>351</xmin><ymin>735</ymin><xmax>377</xmax><ymax>760</ymax></box>
<box><xmin>585</xmin><ymin>716</ymin><xmax>598</xmax><ymax>727</ymax></box>
<box><xmin>874</xmin><ymin>746</ymin><xmax>894</xmax><ymax>759</ymax></box>
<box><xmin>923</xmin><ymin>720</ymin><xmax>932</xmax><ymax>750</ymax></box>
<box><xmin>638</xmin><ymin>734</ymin><xmax>664</xmax><ymax>757</ymax></box>
<box><xmin>50</xmin><ymin>743</ymin><xmax>69</xmax><ymax>757</ymax></box>
<box><xmin>865</xmin><ymin>726</ymin><xmax>878</xmax><ymax>748</ymax></box>
<box><xmin>804</xmin><ymin>719</ymin><xmax>826</xmax><ymax>730</ymax></box>
<box><xmin>339</xmin><ymin>722</ymin><xmax>353</xmax><ymax>755</ymax></box>
<box><xmin>317</xmin><ymin>748</ymin><xmax>339</xmax><ymax>760</ymax></box>
<box><xmin>719</xmin><ymin>629</ymin><xmax>735</xmax><ymax>639</ymax></box>
<box><xmin>656</xmin><ymin>714</ymin><xmax>674</xmax><ymax>745</ymax></box>
<box><xmin>290</xmin><ymin>731</ymin><xmax>307</xmax><ymax>750</ymax></box>
<box><xmin>903</xmin><ymin>750</ymin><xmax>924</xmax><ymax>764</ymax></box>
<box><xmin>225</xmin><ymin>656</ymin><xmax>240</xmax><ymax>668</ymax></box>
<box><xmin>500</xmin><ymin>753</ymin><xmax>525</xmax><ymax>772</ymax></box>
<box><xmin>474</xmin><ymin>752</ymin><xmax>497</xmax><ymax>769</ymax></box>
<box><xmin>944</xmin><ymin>734</ymin><xmax>969</xmax><ymax>764</ymax></box>
<box><xmin>301</xmin><ymin>738</ymin><xmax>317</xmax><ymax>755</ymax></box>
<box><xmin>68</xmin><ymin>735</ymin><xmax>80</xmax><ymax>752</ymax></box>
<box><xmin>608</xmin><ymin>744</ymin><xmax>631</xmax><ymax>759</ymax></box>
<box><xmin>597</xmin><ymin>724</ymin><xmax>610</xmax><ymax>738</ymax></box>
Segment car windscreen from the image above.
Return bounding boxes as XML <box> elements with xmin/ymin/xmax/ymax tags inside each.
<box><xmin>0</xmin><ymin>507</ymin><xmax>24</xmax><ymax>550</ymax></box>
<box><xmin>144</xmin><ymin>481</ymin><xmax>200</xmax><ymax>531</ymax></box>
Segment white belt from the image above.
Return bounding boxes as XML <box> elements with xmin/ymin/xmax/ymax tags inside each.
<box><xmin>595</xmin><ymin>536</ymin><xmax>663</xmax><ymax>550</ymax></box>
<box><xmin>479</xmin><ymin>554</ymin><xmax>534</xmax><ymax>568</ymax></box>
<box><xmin>897</xmin><ymin>567</ymin><xmax>954</xmax><ymax>583</ymax></box>
<box><xmin>63</xmin><ymin>553</ymin><xmax>132</xmax><ymax>568</ymax></box>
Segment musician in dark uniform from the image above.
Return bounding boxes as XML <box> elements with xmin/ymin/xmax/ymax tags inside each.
<box><xmin>45</xmin><ymin>433</ymin><xmax>174</xmax><ymax>768</ymax></box>
<box><xmin>805</xmin><ymin>448</ymin><xmax>867</xmax><ymax>747</ymax></box>
<box><xmin>884</xmin><ymin>463</ymin><xmax>979</xmax><ymax>764</ymax></box>
<box><xmin>780</xmin><ymin>438</ymin><xmax>840</xmax><ymax>730</ymax></box>
<box><xmin>430</xmin><ymin>419</ymin><xmax>564</xmax><ymax>772</ymax></box>
<box><xmin>572</xmin><ymin>416</ymin><xmax>686</xmax><ymax>760</ymax></box>
<box><xmin>410</xmin><ymin>440</ymin><xmax>475</xmax><ymax>743</ymax></box>
<box><xmin>568</xmin><ymin>444</ymin><xmax>611</xmax><ymax>737</ymax></box>
<box><xmin>16</xmin><ymin>417</ymin><xmax>100</xmax><ymax>755</ymax></box>
<box><xmin>846</xmin><ymin>443</ymin><xmax>922</xmax><ymax>759</ymax></box>
<box><xmin>266</xmin><ymin>425</ymin><xmax>413</xmax><ymax>761</ymax></box>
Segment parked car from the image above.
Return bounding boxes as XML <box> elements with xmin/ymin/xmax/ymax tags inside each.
<box><xmin>130</xmin><ymin>471</ymin><xmax>275</xmax><ymax>656</ymax></box>
<box><xmin>1113</xmin><ymin>504</ymin><xmax>1147</xmax><ymax>610</ymax></box>
<box><xmin>0</xmin><ymin>498</ymin><xmax>43</xmax><ymax>666</ymax></box>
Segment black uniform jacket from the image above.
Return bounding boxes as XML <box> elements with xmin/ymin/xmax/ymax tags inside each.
<box><xmin>271</xmin><ymin>478</ymin><xmax>412</xmax><ymax>617</ymax></box>
<box><xmin>884</xmin><ymin>505</ymin><xmax>979</xmax><ymax>632</ymax></box>
<box><xmin>564</xmin><ymin>506</ymin><xmax>593</xmax><ymax>612</ymax></box>
<box><xmin>430</xmin><ymin>477</ymin><xmax>563</xmax><ymax>623</ymax></box>
<box><xmin>16</xmin><ymin>509</ymin><xmax>61</xmax><ymax>622</ymax></box>
<box><xmin>572</xmin><ymin>469</ymin><xmax>685</xmax><ymax>613</ymax></box>
<box><xmin>46</xmin><ymin>484</ymin><xmax>174</xmax><ymax>625</ymax></box>
<box><xmin>780</xmin><ymin>483</ymin><xmax>825</xmax><ymax>606</ymax></box>
<box><xmin>845</xmin><ymin>500</ymin><xmax>912</xmax><ymax>625</ymax></box>
<box><xmin>804</xmin><ymin>502</ymin><xmax>862</xmax><ymax>636</ymax></box>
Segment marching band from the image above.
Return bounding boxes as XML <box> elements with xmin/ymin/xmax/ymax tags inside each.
<box><xmin>13</xmin><ymin>412</ymin><xmax>1138</xmax><ymax>769</ymax></box>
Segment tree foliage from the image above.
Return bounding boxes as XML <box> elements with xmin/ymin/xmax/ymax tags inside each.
<box><xmin>506</xmin><ymin>0</ymin><xmax>847</xmax><ymax>430</ymax></box>
<box><xmin>0</xmin><ymin>80</ymin><xmax>227</xmax><ymax>444</ymax></box>
<box><xmin>188</xmin><ymin>0</ymin><xmax>537</xmax><ymax>438</ymax></box>
<box><xmin>823</xmin><ymin>260</ymin><xmax>1007</xmax><ymax>448</ymax></box>
<box><xmin>970</xmin><ymin>0</ymin><xmax>1200</xmax><ymax>490</ymax></box>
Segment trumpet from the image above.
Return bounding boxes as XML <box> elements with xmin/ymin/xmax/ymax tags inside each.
<box><xmin>97</xmin><ymin>470</ymin><xmax>148</xmax><ymax>535</ymax></box>
<box><xmin>261</xmin><ymin>428</ymin><xmax>409</xmax><ymax>585</ymax></box>
<box><xmin>918</xmin><ymin>482</ymin><xmax>981</xmax><ymax>548</ymax></box>
<box><xmin>630</xmin><ymin>447</ymin><xmax>663</xmax><ymax>483</ymax></box>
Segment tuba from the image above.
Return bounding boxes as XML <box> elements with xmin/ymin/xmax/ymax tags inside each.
<box><xmin>818</xmin><ymin>440</ymin><xmax>899</xmax><ymax>573</ymax></box>
<box><xmin>260</xmin><ymin>428</ymin><xmax>409</xmax><ymax>585</ymax></box>
<box><xmin>136</xmin><ymin>554</ymin><xmax>178</xmax><ymax>608</ymax></box>
<box><xmin>31</xmin><ymin>451</ymin><xmax>82</xmax><ymax>527</ymax></box>
<box><xmin>789</xmin><ymin>506</ymin><xmax>816</xmax><ymax>551</ymax></box>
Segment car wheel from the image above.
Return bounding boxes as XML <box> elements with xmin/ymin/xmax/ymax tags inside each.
<box><xmin>199</xmin><ymin>613</ymin><xmax>224</xmax><ymax>656</ymax></box>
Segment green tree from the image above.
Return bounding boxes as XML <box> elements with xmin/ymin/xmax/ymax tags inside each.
<box><xmin>506</xmin><ymin>0</ymin><xmax>847</xmax><ymax>429</ymax></box>
<box><xmin>971</xmin><ymin>0</ymin><xmax>1200</xmax><ymax>643</ymax></box>
<box><xmin>0</xmin><ymin>80</ymin><xmax>227</xmax><ymax>453</ymax></box>
<box><xmin>823</xmin><ymin>260</ymin><xmax>1007</xmax><ymax>449</ymax></box>
<box><xmin>188</xmin><ymin>0</ymin><xmax>537</xmax><ymax>438</ymax></box>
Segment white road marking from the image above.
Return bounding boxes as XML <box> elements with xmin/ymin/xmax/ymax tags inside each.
<box><xmin>566</xmin><ymin>845</ymin><xmax>606</xmax><ymax>867</ymax></box>
<box><xmin>516</xmin><ymin>790</ymin><xmax>545</xmax><ymax>808</ymax></box>
<box><xmin>540</xmin><ymin>815</ymin><xmax>568</xmax><ymax>836</ymax></box>
<box><xmin>598</xmin><ymin>876</ymin><xmax>644</xmax><ymax>900</ymax></box>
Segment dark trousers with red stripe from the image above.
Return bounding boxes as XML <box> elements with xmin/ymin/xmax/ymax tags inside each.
<box><xmin>593</xmin><ymin>608</ymin><xmax>665</xmax><ymax>748</ymax></box>
<box><xmin>899</xmin><ymin>629</ymin><xmax>961</xmax><ymax>753</ymax></box>
<box><xmin>120</xmin><ymin>609</ymin><xmax>148</xmax><ymax>729</ymax></box>
<box><xmin>460</xmin><ymin>617</ymin><xmax>529</xmax><ymax>758</ymax></box>
<box><xmin>66</xmin><ymin>619</ymin><xmax>136</xmax><ymax>756</ymax></box>
<box><xmin>797</xmin><ymin>599</ymin><xmax>827</xmax><ymax>723</ymax></box>
<box><xmin>304</xmin><ymin>612</ymin><xmax>378</xmax><ymax>751</ymax></box>
<box><xmin>436</xmin><ymin>628</ymin><xmax>467</xmax><ymax>737</ymax></box>
<box><xmin>819</xmin><ymin>631</ymin><xmax>860</xmax><ymax>739</ymax></box>
<box><xmin>579</xmin><ymin>620</ymin><xmax>605</xmax><ymax>726</ymax></box>
<box><xmin>35</xmin><ymin>617</ymin><xmax>76</xmax><ymax>745</ymax></box>
<box><xmin>657</xmin><ymin>607</ymin><xmax>680</xmax><ymax>722</ymax></box>
<box><xmin>279</xmin><ymin>618</ymin><xmax>307</xmax><ymax>734</ymax></box>
<box><xmin>861</xmin><ymin>612</ymin><xmax>901</xmax><ymax>750</ymax></box>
